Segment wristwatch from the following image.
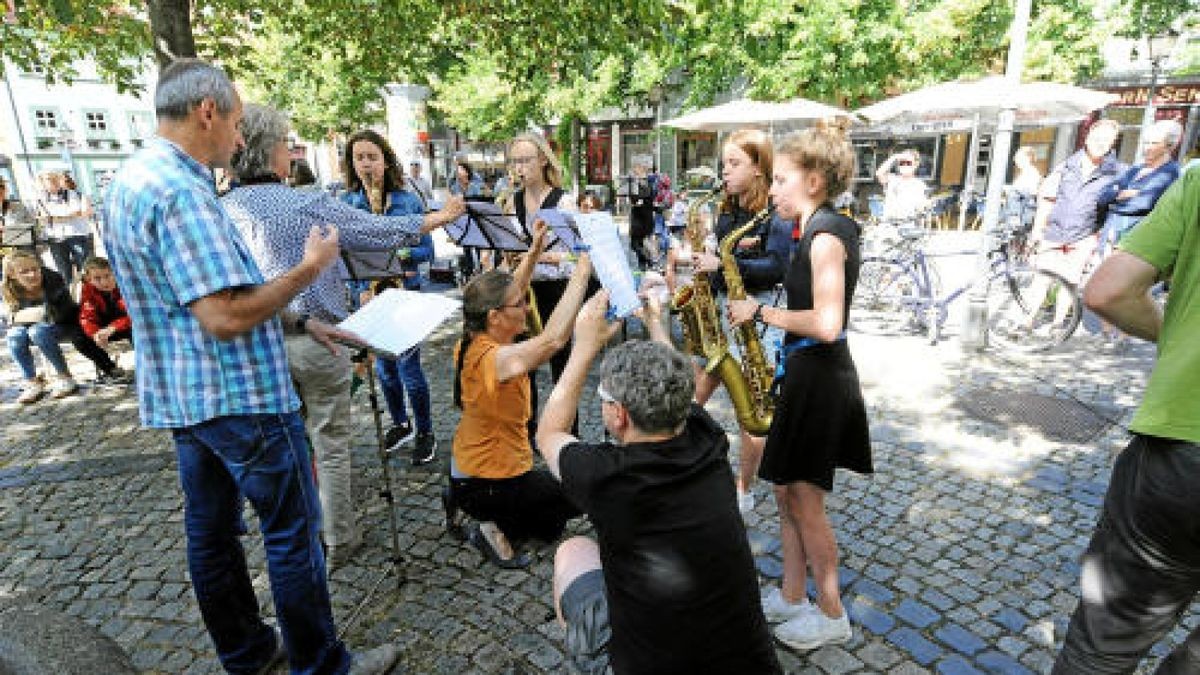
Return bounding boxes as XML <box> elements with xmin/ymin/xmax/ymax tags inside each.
<box><xmin>752</xmin><ymin>303</ymin><xmax>765</xmax><ymax>324</ymax></box>
<box><xmin>295</xmin><ymin>314</ymin><xmax>310</xmax><ymax>332</ymax></box>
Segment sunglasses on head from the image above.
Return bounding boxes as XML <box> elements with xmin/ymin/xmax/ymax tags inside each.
<box><xmin>898</xmin><ymin>160</ymin><xmax>914</xmax><ymax>167</ymax></box>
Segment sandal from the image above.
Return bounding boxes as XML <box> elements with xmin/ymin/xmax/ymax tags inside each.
<box><xmin>468</xmin><ymin>523</ymin><xmax>531</xmax><ymax>569</ymax></box>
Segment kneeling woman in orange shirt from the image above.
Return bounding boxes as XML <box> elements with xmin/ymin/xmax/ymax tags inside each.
<box><xmin>448</xmin><ymin>222</ymin><xmax>591</xmax><ymax>567</ymax></box>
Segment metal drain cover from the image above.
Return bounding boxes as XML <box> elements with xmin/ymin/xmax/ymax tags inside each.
<box><xmin>954</xmin><ymin>387</ymin><xmax>1116</xmax><ymax>443</ymax></box>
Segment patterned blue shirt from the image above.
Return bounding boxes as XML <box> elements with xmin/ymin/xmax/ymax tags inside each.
<box><xmin>223</xmin><ymin>183</ymin><xmax>425</xmax><ymax>322</ymax></box>
<box><xmin>102</xmin><ymin>138</ymin><xmax>299</xmax><ymax>428</ymax></box>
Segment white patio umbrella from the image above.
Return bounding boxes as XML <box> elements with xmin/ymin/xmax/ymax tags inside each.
<box><xmin>855</xmin><ymin>76</ymin><xmax>1117</xmax><ymax>228</ymax></box>
<box><xmin>854</xmin><ymin>76</ymin><xmax>1117</xmax><ymax>131</ymax></box>
<box><xmin>660</xmin><ymin>97</ymin><xmax>849</xmax><ymax>133</ymax></box>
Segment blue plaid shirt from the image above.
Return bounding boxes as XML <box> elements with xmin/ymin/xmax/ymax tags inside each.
<box><xmin>103</xmin><ymin>138</ymin><xmax>299</xmax><ymax>428</ymax></box>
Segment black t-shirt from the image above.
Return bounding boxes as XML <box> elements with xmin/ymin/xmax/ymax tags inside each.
<box><xmin>785</xmin><ymin>206</ymin><xmax>861</xmax><ymax>342</ymax></box>
<box><xmin>559</xmin><ymin>405</ymin><xmax>781</xmax><ymax>675</ymax></box>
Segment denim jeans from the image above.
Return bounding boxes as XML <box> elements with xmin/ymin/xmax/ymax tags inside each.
<box><xmin>47</xmin><ymin>235</ymin><xmax>93</xmax><ymax>286</ymax></box>
<box><xmin>172</xmin><ymin>412</ymin><xmax>350</xmax><ymax>675</ymax></box>
<box><xmin>7</xmin><ymin>322</ymin><xmax>70</xmax><ymax>378</ymax></box>
<box><xmin>376</xmin><ymin>346</ymin><xmax>432</xmax><ymax>433</ymax></box>
<box><xmin>1053</xmin><ymin>435</ymin><xmax>1200</xmax><ymax>674</ymax></box>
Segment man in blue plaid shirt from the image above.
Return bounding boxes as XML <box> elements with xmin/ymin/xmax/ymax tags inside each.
<box><xmin>103</xmin><ymin>59</ymin><xmax>397</xmax><ymax>675</ymax></box>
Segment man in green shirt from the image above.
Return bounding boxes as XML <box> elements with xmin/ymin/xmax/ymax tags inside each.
<box><xmin>1053</xmin><ymin>169</ymin><xmax>1200</xmax><ymax>673</ymax></box>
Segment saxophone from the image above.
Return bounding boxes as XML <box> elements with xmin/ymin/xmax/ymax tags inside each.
<box><xmin>670</xmin><ymin>186</ymin><xmax>724</xmax><ymax>359</ymax></box>
<box><xmin>670</xmin><ymin>191</ymin><xmax>773</xmax><ymax>435</ymax></box>
<box><xmin>718</xmin><ymin>208</ymin><xmax>776</xmax><ymax>435</ymax></box>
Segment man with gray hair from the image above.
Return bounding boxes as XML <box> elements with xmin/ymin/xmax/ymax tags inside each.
<box><xmin>536</xmin><ymin>292</ymin><xmax>780</xmax><ymax>674</ymax></box>
<box><xmin>223</xmin><ymin>103</ymin><xmax>463</xmax><ymax>568</ymax></box>
<box><xmin>103</xmin><ymin>59</ymin><xmax>398</xmax><ymax>674</ymax></box>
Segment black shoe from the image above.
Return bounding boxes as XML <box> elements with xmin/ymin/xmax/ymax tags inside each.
<box><xmin>441</xmin><ymin>485</ymin><xmax>466</xmax><ymax>541</ymax></box>
<box><xmin>468</xmin><ymin>524</ymin><xmax>531</xmax><ymax>569</ymax></box>
<box><xmin>383</xmin><ymin>421</ymin><xmax>415</xmax><ymax>452</ymax></box>
<box><xmin>412</xmin><ymin>432</ymin><xmax>438</xmax><ymax>466</ymax></box>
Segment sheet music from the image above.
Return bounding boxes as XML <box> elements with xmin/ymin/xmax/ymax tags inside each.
<box><xmin>337</xmin><ymin>289</ymin><xmax>461</xmax><ymax>359</ymax></box>
<box><xmin>572</xmin><ymin>212</ymin><xmax>642</xmax><ymax>319</ymax></box>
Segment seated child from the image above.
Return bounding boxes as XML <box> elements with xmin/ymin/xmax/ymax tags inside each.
<box><xmin>78</xmin><ymin>257</ymin><xmax>132</xmax><ymax>351</ymax></box>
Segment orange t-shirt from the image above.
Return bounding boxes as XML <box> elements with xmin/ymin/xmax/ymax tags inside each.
<box><xmin>452</xmin><ymin>334</ymin><xmax>533</xmax><ymax>479</ymax></box>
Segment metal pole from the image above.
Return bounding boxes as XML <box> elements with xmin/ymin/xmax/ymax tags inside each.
<box><xmin>958</xmin><ymin>114</ymin><xmax>982</xmax><ymax>231</ymax></box>
<box><xmin>1135</xmin><ymin>56</ymin><xmax>1162</xmax><ymax>164</ymax></box>
<box><xmin>960</xmin><ymin>0</ymin><xmax>1031</xmax><ymax>350</ymax></box>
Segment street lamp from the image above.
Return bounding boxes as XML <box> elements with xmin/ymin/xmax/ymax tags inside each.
<box><xmin>1133</xmin><ymin>34</ymin><xmax>1176</xmax><ymax>163</ymax></box>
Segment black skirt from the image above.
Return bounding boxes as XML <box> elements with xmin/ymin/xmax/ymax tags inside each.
<box><xmin>759</xmin><ymin>340</ymin><xmax>873</xmax><ymax>491</ymax></box>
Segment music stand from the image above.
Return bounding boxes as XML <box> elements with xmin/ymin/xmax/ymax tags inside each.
<box><xmin>444</xmin><ymin>202</ymin><xmax>530</xmax><ymax>254</ymax></box>
<box><xmin>338</xmin><ymin>248</ymin><xmax>408</xmax><ymax>588</ymax></box>
<box><xmin>0</xmin><ymin>224</ymin><xmax>38</xmax><ymax>249</ymax></box>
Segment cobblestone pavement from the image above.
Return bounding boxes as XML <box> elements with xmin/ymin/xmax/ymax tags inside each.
<box><xmin>1</xmin><ymin>261</ymin><xmax>1195</xmax><ymax>673</ymax></box>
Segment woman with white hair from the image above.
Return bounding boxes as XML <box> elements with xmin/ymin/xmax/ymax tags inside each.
<box><xmin>1097</xmin><ymin>119</ymin><xmax>1184</xmax><ymax>256</ymax></box>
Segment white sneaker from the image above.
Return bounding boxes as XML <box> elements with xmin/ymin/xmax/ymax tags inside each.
<box><xmin>761</xmin><ymin>587</ymin><xmax>818</xmax><ymax>624</ymax></box>
<box><xmin>17</xmin><ymin>379</ymin><xmax>45</xmax><ymax>405</ymax></box>
<box><xmin>50</xmin><ymin>376</ymin><xmax>77</xmax><ymax>399</ymax></box>
<box><xmin>774</xmin><ymin>607</ymin><xmax>852</xmax><ymax>651</ymax></box>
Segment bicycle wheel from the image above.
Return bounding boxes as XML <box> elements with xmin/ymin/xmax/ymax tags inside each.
<box><xmin>986</xmin><ymin>267</ymin><xmax>1082</xmax><ymax>353</ymax></box>
<box><xmin>852</xmin><ymin>258</ymin><xmax>922</xmax><ymax>336</ymax></box>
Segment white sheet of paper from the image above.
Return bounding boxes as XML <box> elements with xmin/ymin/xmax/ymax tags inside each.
<box><xmin>572</xmin><ymin>212</ymin><xmax>641</xmax><ymax>319</ymax></box>
<box><xmin>337</xmin><ymin>289</ymin><xmax>461</xmax><ymax>359</ymax></box>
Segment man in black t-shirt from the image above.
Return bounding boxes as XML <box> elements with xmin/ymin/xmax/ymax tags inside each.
<box><xmin>536</xmin><ymin>291</ymin><xmax>780</xmax><ymax>675</ymax></box>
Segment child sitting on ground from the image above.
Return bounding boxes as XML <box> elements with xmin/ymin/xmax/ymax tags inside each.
<box><xmin>78</xmin><ymin>257</ymin><xmax>132</xmax><ymax>351</ymax></box>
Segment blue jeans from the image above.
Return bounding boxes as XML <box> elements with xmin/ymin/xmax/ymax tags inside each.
<box><xmin>376</xmin><ymin>346</ymin><xmax>432</xmax><ymax>433</ymax></box>
<box><xmin>7</xmin><ymin>322</ymin><xmax>70</xmax><ymax>378</ymax></box>
<box><xmin>47</xmin><ymin>235</ymin><xmax>93</xmax><ymax>286</ymax></box>
<box><xmin>173</xmin><ymin>412</ymin><xmax>350</xmax><ymax>675</ymax></box>
<box><xmin>654</xmin><ymin>212</ymin><xmax>669</xmax><ymax>257</ymax></box>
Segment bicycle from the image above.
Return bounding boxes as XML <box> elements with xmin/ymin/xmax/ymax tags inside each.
<box><xmin>852</xmin><ymin>223</ymin><xmax>1083</xmax><ymax>353</ymax></box>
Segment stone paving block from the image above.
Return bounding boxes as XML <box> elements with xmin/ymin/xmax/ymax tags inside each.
<box><xmin>858</xmin><ymin>638</ymin><xmax>904</xmax><ymax>671</ymax></box>
<box><xmin>991</xmin><ymin>607</ymin><xmax>1028</xmax><ymax>633</ymax></box>
<box><xmin>849</xmin><ymin>599</ymin><xmax>895</xmax><ymax>636</ymax></box>
<box><xmin>920</xmin><ymin>588</ymin><xmax>956</xmax><ymax>612</ymax></box>
<box><xmin>934</xmin><ymin>623</ymin><xmax>986</xmax><ymax>656</ymax></box>
<box><xmin>976</xmin><ymin>650</ymin><xmax>1035</xmax><ymax>675</ymax></box>
<box><xmin>887</xmin><ymin>627</ymin><xmax>941</xmax><ymax>666</ymax></box>
<box><xmin>810</xmin><ymin>645</ymin><xmax>864</xmax><ymax>673</ymax></box>
<box><xmin>894</xmin><ymin>599</ymin><xmax>939</xmax><ymax>629</ymax></box>
<box><xmin>852</xmin><ymin>578</ymin><xmax>895</xmax><ymax>605</ymax></box>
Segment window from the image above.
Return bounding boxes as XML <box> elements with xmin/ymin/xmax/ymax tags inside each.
<box><xmin>32</xmin><ymin>108</ymin><xmax>59</xmax><ymax>134</ymax></box>
<box><xmin>84</xmin><ymin>110</ymin><xmax>113</xmax><ymax>138</ymax></box>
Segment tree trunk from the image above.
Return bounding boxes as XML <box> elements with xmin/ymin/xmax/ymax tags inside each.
<box><xmin>147</xmin><ymin>0</ymin><xmax>196</xmax><ymax>69</ymax></box>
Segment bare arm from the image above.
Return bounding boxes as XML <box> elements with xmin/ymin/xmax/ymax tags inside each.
<box><xmin>538</xmin><ymin>291</ymin><xmax>620</xmax><ymax>479</ymax></box>
<box><xmin>494</xmin><ymin>254</ymin><xmax>593</xmax><ymax>382</ymax></box>
<box><xmin>875</xmin><ymin>155</ymin><xmax>897</xmax><ymax>186</ymax></box>
<box><xmin>1083</xmin><ymin>251</ymin><xmax>1162</xmax><ymax>342</ymax></box>
<box><xmin>729</xmin><ymin>233</ymin><xmax>846</xmax><ymax>342</ymax></box>
<box><xmin>190</xmin><ymin>226</ymin><xmax>339</xmax><ymax>340</ymax></box>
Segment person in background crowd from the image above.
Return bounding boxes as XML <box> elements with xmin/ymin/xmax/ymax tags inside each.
<box><xmin>3</xmin><ymin>251</ymin><xmax>130</xmax><ymax>403</ymax></box>
<box><xmin>537</xmin><ymin>291</ymin><xmax>782</xmax><ymax>675</ymax></box>
<box><xmin>577</xmin><ymin>191</ymin><xmax>601</xmax><ymax>213</ymax></box>
<box><xmin>446</xmin><ymin>222</ymin><xmax>590</xmax><ymax>568</ymax></box>
<box><xmin>1052</xmin><ymin>164</ymin><xmax>1200</xmax><ymax>675</ymax></box>
<box><xmin>728</xmin><ymin>119</ymin><xmax>873</xmax><ymax>652</ymax></box>
<box><xmin>78</xmin><ymin>256</ymin><xmax>133</xmax><ymax>352</ymax></box>
<box><xmin>406</xmin><ymin>160</ymin><xmax>434</xmax><ymax>206</ymax></box>
<box><xmin>103</xmin><ymin>58</ymin><xmax>400</xmax><ymax>674</ymax></box>
<box><xmin>451</xmin><ymin>160</ymin><xmax>484</xmax><ymax>279</ymax></box>
<box><xmin>628</xmin><ymin>162</ymin><xmax>657</xmax><ymax>270</ymax></box>
<box><xmin>690</xmin><ymin>128</ymin><xmax>792</xmax><ymax>513</ymax></box>
<box><xmin>875</xmin><ymin>149</ymin><xmax>928</xmax><ymax>220</ymax></box>
<box><xmin>1096</xmin><ymin>119</ymin><xmax>1183</xmax><ymax>258</ymax></box>
<box><xmin>289</xmin><ymin>158</ymin><xmax>318</xmax><ymax>189</ymax></box>
<box><xmin>37</xmin><ymin>171</ymin><xmax>94</xmax><ymax>286</ymax></box>
<box><xmin>339</xmin><ymin>128</ymin><xmax>456</xmax><ymax>467</ymax></box>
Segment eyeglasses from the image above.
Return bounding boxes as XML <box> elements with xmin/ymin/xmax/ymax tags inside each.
<box><xmin>509</xmin><ymin>156</ymin><xmax>539</xmax><ymax>167</ymax></box>
<box><xmin>597</xmin><ymin>383</ymin><xmax>618</xmax><ymax>405</ymax></box>
<box><xmin>898</xmin><ymin>160</ymin><xmax>914</xmax><ymax>167</ymax></box>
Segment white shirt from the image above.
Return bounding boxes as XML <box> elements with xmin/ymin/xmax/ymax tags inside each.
<box><xmin>882</xmin><ymin>177</ymin><xmax>927</xmax><ymax>220</ymax></box>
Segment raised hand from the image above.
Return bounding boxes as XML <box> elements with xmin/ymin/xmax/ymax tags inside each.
<box><xmin>302</xmin><ymin>225</ymin><xmax>340</xmax><ymax>271</ymax></box>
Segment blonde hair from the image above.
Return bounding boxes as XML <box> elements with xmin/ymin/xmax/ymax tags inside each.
<box><xmin>2</xmin><ymin>250</ymin><xmax>42</xmax><ymax>309</ymax></box>
<box><xmin>776</xmin><ymin>117</ymin><xmax>856</xmax><ymax>201</ymax></box>
<box><xmin>509</xmin><ymin>133</ymin><xmax>562</xmax><ymax>188</ymax></box>
<box><xmin>723</xmin><ymin>128</ymin><xmax>773</xmax><ymax>214</ymax></box>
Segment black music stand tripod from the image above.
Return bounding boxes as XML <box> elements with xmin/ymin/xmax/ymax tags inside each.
<box><xmin>340</xmin><ymin>248</ymin><xmax>409</xmax><ymax>589</ymax></box>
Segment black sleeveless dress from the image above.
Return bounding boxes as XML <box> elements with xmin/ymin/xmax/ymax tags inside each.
<box><xmin>759</xmin><ymin>206</ymin><xmax>873</xmax><ymax>491</ymax></box>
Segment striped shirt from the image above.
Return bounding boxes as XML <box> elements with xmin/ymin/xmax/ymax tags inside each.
<box><xmin>102</xmin><ymin>138</ymin><xmax>299</xmax><ymax>428</ymax></box>
<box><xmin>223</xmin><ymin>183</ymin><xmax>425</xmax><ymax>323</ymax></box>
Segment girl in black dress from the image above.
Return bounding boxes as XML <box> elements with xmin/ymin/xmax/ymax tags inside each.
<box><xmin>728</xmin><ymin>118</ymin><xmax>872</xmax><ymax>652</ymax></box>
